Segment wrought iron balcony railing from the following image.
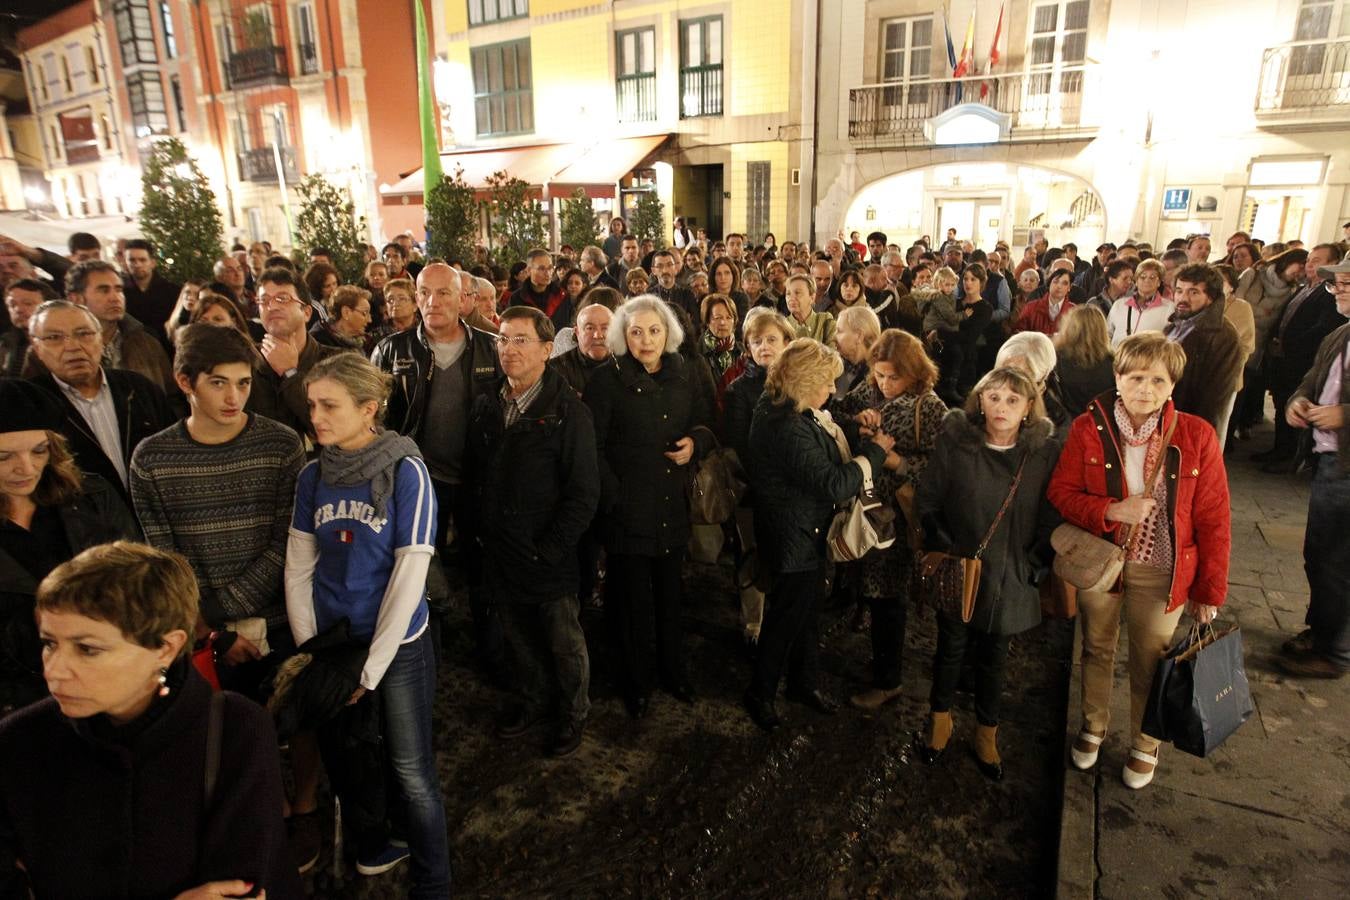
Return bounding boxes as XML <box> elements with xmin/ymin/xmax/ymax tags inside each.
<box><xmin>680</xmin><ymin>65</ymin><xmax>722</xmax><ymax>118</ymax></box>
<box><xmin>1256</xmin><ymin>38</ymin><xmax>1350</xmax><ymax>119</ymax></box>
<box><xmin>227</xmin><ymin>46</ymin><xmax>290</xmax><ymax>88</ymax></box>
<box><xmin>238</xmin><ymin>145</ymin><xmax>299</xmax><ymax>184</ymax></box>
<box><xmin>848</xmin><ymin>66</ymin><xmax>1095</xmax><ymax>146</ymax></box>
<box><xmin>617</xmin><ymin>73</ymin><xmax>657</xmax><ymax>123</ymax></box>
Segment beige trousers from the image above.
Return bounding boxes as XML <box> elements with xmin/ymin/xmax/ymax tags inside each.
<box><xmin>1078</xmin><ymin>562</ymin><xmax>1183</xmax><ymax>754</ymax></box>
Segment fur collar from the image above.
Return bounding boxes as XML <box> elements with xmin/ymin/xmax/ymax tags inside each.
<box><xmin>941</xmin><ymin>407</ymin><xmax>1055</xmax><ymax>452</ymax></box>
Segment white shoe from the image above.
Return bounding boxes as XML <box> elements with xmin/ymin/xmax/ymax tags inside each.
<box><xmin>1121</xmin><ymin>748</ymin><xmax>1158</xmax><ymax>790</ymax></box>
<box><xmin>1070</xmin><ymin>729</ymin><xmax>1104</xmax><ymax>770</ymax></box>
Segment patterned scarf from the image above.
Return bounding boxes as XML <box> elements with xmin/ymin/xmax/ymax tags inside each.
<box><xmin>1113</xmin><ymin>399</ymin><xmax>1173</xmax><ymax>570</ymax></box>
<box><xmin>700</xmin><ymin>330</ymin><xmax>740</xmax><ymax>378</ymax></box>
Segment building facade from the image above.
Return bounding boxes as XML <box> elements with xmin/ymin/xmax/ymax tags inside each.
<box><xmin>815</xmin><ymin>0</ymin><xmax>1350</xmax><ymax>251</ymax></box>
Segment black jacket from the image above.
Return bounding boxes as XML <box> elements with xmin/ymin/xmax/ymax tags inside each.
<box><xmin>1268</xmin><ymin>283</ymin><xmax>1341</xmax><ymax>390</ymax></box>
<box><xmin>245</xmin><ymin>333</ymin><xmax>345</xmax><ymax>441</ymax></box>
<box><xmin>30</xmin><ymin>369</ymin><xmax>173</xmax><ymax>506</ymax></box>
<box><xmin>369</xmin><ymin>321</ymin><xmax>502</xmax><ymax>440</ymax></box>
<box><xmin>722</xmin><ymin>360</ymin><xmax>767</xmax><ymax>467</ymax></box>
<box><xmin>0</xmin><ymin>665</ymin><xmax>302</xmax><ymax>899</ymax></box>
<box><xmin>651</xmin><ymin>282</ymin><xmax>701</xmax><ymax>324</ymax></box>
<box><xmin>748</xmin><ymin>394</ymin><xmax>887</xmax><ymax>575</ymax></box>
<box><xmin>916</xmin><ymin>410</ymin><xmax>1062</xmax><ymax>636</ymax></box>
<box><xmin>468</xmin><ymin>368</ymin><xmax>600</xmax><ymax>599</ymax></box>
<box><xmin>583</xmin><ymin>352</ymin><xmax>714</xmax><ymax>556</ymax></box>
<box><xmin>0</xmin><ymin>476</ymin><xmax>140</xmax><ymax>714</ymax></box>
<box><xmin>548</xmin><ymin>346</ymin><xmax>609</xmax><ymax>395</ymax></box>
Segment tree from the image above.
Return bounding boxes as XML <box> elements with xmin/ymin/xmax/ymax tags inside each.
<box><xmin>293</xmin><ymin>174</ymin><xmax>368</xmax><ymax>283</ymax></box>
<box><xmin>138</xmin><ymin>137</ymin><xmax>224</xmax><ymax>284</ymax></box>
<box><xmin>559</xmin><ymin>188</ymin><xmax>598</xmax><ymax>254</ymax></box>
<box><xmin>425</xmin><ymin>166</ymin><xmax>478</xmax><ymax>265</ymax></box>
<box><xmin>484</xmin><ymin>170</ymin><xmax>545</xmax><ymax>268</ymax></box>
<box><xmin>630</xmin><ymin>189</ymin><xmax>666</xmax><ymax>250</ymax></box>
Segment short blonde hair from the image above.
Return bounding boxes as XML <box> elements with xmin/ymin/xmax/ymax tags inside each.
<box><xmin>996</xmin><ymin>331</ymin><xmax>1058</xmax><ymax>384</ymax></box>
<box><xmin>37</xmin><ymin>542</ymin><xmax>198</xmax><ymax>657</ymax></box>
<box><xmin>304</xmin><ymin>351</ymin><xmax>393</xmax><ymax>423</ymax></box>
<box><xmin>765</xmin><ymin>338</ymin><xmax>843</xmax><ymax>412</ymax></box>
<box><xmin>964</xmin><ymin>366</ymin><xmax>1048</xmax><ymax>424</ymax></box>
<box><xmin>836</xmin><ymin>304</ymin><xmax>882</xmax><ymax>351</ymax></box>
<box><xmin>1135</xmin><ymin>258</ymin><xmax>1165</xmax><ymax>280</ymax></box>
<box><xmin>607</xmin><ymin>294</ymin><xmax>684</xmax><ymax>357</ymax></box>
<box><xmin>1114</xmin><ymin>331</ymin><xmax>1187</xmax><ymax>383</ymax></box>
<box><xmin>933</xmin><ymin>266</ymin><xmax>959</xmax><ymax>290</ymax></box>
<box><xmin>742</xmin><ymin>308</ymin><xmax>794</xmax><ymax>343</ymax></box>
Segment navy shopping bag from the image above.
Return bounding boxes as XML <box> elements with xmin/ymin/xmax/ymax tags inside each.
<box><xmin>1141</xmin><ymin>624</ymin><xmax>1253</xmax><ymax>758</ymax></box>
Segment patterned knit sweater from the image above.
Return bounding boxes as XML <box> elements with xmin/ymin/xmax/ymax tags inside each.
<box><xmin>130</xmin><ymin>414</ymin><xmax>305</xmax><ymax>629</ymax></box>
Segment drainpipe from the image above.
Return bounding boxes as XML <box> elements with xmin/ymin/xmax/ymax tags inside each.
<box><xmin>806</xmin><ymin>0</ymin><xmax>823</xmax><ymax>245</ymax></box>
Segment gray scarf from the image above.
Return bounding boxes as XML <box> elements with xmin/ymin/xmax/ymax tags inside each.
<box><xmin>319</xmin><ymin>429</ymin><xmax>423</xmax><ymax>518</ymax></box>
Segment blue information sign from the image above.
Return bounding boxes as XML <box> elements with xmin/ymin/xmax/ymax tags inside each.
<box><xmin>1163</xmin><ymin>188</ymin><xmax>1191</xmax><ymax>213</ymax></box>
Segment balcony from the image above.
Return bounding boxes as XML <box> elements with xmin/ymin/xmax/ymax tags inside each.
<box><xmin>1256</xmin><ymin>38</ymin><xmax>1350</xmax><ymax>126</ymax></box>
<box><xmin>617</xmin><ymin>73</ymin><xmax>656</xmax><ymax>123</ymax></box>
<box><xmin>238</xmin><ymin>145</ymin><xmax>299</xmax><ymax>184</ymax></box>
<box><xmin>848</xmin><ymin>66</ymin><xmax>1098</xmax><ymax>147</ymax></box>
<box><xmin>298</xmin><ymin>42</ymin><xmax>319</xmax><ymax>76</ymax></box>
<box><xmin>680</xmin><ymin>65</ymin><xmax>722</xmax><ymax>118</ymax></box>
<box><xmin>227</xmin><ymin>46</ymin><xmax>290</xmax><ymax>88</ymax></box>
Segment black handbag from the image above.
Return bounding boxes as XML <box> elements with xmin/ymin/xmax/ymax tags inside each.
<box><xmin>1141</xmin><ymin>623</ymin><xmax>1253</xmax><ymax>757</ymax></box>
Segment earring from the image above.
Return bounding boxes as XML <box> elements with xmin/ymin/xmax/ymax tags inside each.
<box><xmin>157</xmin><ymin>667</ymin><xmax>170</xmax><ymax>697</ymax></box>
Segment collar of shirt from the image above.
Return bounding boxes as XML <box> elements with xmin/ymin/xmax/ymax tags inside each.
<box><xmin>500</xmin><ymin>376</ymin><xmax>544</xmax><ymax>423</ymax></box>
<box><xmin>52</xmin><ymin>368</ymin><xmax>109</xmax><ymax>405</ymax></box>
<box><xmin>1127</xmin><ymin>292</ymin><xmax>1164</xmax><ymax>312</ymax></box>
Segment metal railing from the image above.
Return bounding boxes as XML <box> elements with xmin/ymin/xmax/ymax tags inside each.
<box><xmin>227</xmin><ymin>46</ymin><xmax>290</xmax><ymax>88</ymax></box>
<box><xmin>238</xmin><ymin>146</ymin><xmax>299</xmax><ymax>183</ymax></box>
<box><xmin>849</xmin><ymin>66</ymin><xmax>1092</xmax><ymax>145</ymax></box>
<box><xmin>1256</xmin><ymin>38</ymin><xmax>1350</xmax><ymax>114</ymax></box>
<box><xmin>617</xmin><ymin>72</ymin><xmax>657</xmax><ymax>123</ymax></box>
<box><xmin>680</xmin><ymin>65</ymin><xmax>722</xmax><ymax>118</ymax></box>
<box><xmin>298</xmin><ymin>42</ymin><xmax>319</xmax><ymax>75</ymax></box>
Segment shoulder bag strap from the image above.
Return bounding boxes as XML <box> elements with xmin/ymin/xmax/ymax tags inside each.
<box><xmin>203</xmin><ymin>689</ymin><xmax>225</xmax><ymax>809</ymax></box>
<box><xmin>974</xmin><ymin>451</ymin><xmax>1031</xmax><ymax>559</ymax></box>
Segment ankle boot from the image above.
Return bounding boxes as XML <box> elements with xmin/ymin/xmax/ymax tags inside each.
<box><xmin>920</xmin><ymin>711</ymin><xmax>953</xmax><ymax>764</ymax></box>
<box><xmin>973</xmin><ymin>723</ymin><xmax>1003</xmax><ymax>782</ymax></box>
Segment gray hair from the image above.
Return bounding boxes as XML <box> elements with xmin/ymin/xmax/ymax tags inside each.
<box><xmin>606</xmin><ymin>294</ymin><xmax>685</xmax><ymax>358</ymax></box>
<box><xmin>31</xmin><ymin>299</ymin><xmax>101</xmax><ymax>334</ymax></box>
<box><xmin>995</xmin><ymin>331</ymin><xmax>1058</xmax><ymax>384</ymax></box>
<box><xmin>475</xmin><ymin>276</ymin><xmax>495</xmax><ymax>298</ymax></box>
<box><xmin>581</xmin><ymin>246</ymin><xmax>607</xmax><ymax>269</ymax></box>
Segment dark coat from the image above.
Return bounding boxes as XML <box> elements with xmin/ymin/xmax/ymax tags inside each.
<box><xmin>583</xmin><ymin>351</ymin><xmax>714</xmax><ymax>556</ymax></box>
<box><xmin>467</xmin><ymin>368</ymin><xmax>600</xmax><ymax>600</ymax></box>
<box><xmin>748</xmin><ymin>394</ymin><xmax>887</xmax><ymax>575</ymax></box>
<box><xmin>0</xmin><ymin>476</ymin><xmax>140</xmax><ymax>714</ymax></box>
<box><xmin>723</xmin><ymin>359</ymin><xmax>767</xmax><ymax>467</ymax></box>
<box><xmin>0</xmin><ymin>666</ymin><xmax>302</xmax><ymax>899</ymax></box>
<box><xmin>1167</xmin><ymin>296</ymin><xmax>1245</xmax><ymax>428</ymax></box>
<box><xmin>1053</xmin><ymin>355</ymin><xmax>1116</xmax><ymax>418</ymax></box>
<box><xmin>548</xmin><ymin>346</ymin><xmax>609</xmax><ymax>395</ymax></box>
<box><xmin>915</xmin><ymin>410</ymin><xmax>1062</xmax><ymax>636</ymax></box>
<box><xmin>1267</xmin><ymin>284</ymin><xmax>1341</xmax><ymax>391</ymax></box>
<box><xmin>651</xmin><ymin>282</ymin><xmax>701</xmax><ymax>324</ymax></box>
<box><xmin>1291</xmin><ymin>320</ymin><xmax>1350</xmax><ymax>474</ymax></box>
<box><xmin>245</xmin><ymin>332</ymin><xmax>345</xmax><ymax>440</ymax></box>
<box><xmin>30</xmin><ymin>369</ymin><xmax>173</xmax><ymax>507</ymax></box>
<box><xmin>509</xmin><ymin>281</ymin><xmax>574</xmax><ymax>334</ymax></box>
<box><xmin>369</xmin><ymin>320</ymin><xmax>502</xmax><ymax>440</ymax></box>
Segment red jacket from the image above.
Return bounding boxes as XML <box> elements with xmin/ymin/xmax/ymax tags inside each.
<box><xmin>1016</xmin><ymin>297</ymin><xmax>1075</xmax><ymax>336</ymax></box>
<box><xmin>1046</xmin><ymin>396</ymin><xmax>1230</xmax><ymax>611</ymax></box>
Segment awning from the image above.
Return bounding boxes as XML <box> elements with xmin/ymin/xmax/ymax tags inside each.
<box><xmin>0</xmin><ymin>210</ymin><xmax>144</xmax><ymax>256</ymax></box>
<box><xmin>381</xmin><ymin>134</ymin><xmax>668</xmax><ymax>204</ymax></box>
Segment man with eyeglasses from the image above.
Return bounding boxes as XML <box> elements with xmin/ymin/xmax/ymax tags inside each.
<box><xmin>65</xmin><ymin>260</ymin><xmax>173</xmax><ymax>394</ymax></box>
<box><xmin>244</xmin><ymin>266</ymin><xmax>342</xmax><ymax>441</ymax></box>
<box><xmin>1280</xmin><ymin>256</ymin><xmax>1350</xmax><ymax>681</ymax></box>
<box><xmin>467</xmin><ymin>305</ymin><xmax>598</xmax><ymax>757</ymax></box>
<box><xmin>508</xmin><ymin>248</ymin><xmax>572</xmax><ymax>333</ymax></box>
<box><xmin>26</xmin><ymin>300</ymin><xmax>173</xmax><ymax>505</ymax></box>
<box><xmin>371</xmin><ymin>262</ymin><xmax>503</xmax><ymax>674</ymax></box>
<box><xmin>648</xmin><ymin>250</ymin><xmax>698</xmax><ymax>323</ymax></box>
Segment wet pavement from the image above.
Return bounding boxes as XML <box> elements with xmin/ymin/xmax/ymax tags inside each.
<box><xmin>305</xmin><ymin>551</ymin><xmax>1074</xmax><ymax>897</ymax></box>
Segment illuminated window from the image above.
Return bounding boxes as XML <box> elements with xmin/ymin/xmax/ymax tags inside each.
<box><xmin>471</xmin><ymin>40</ymin><xmax>533</xmax><ymax>136</ymax></box>
<box><xmin>1028</xmin><ymin>0</ymin><xmax>1088</xmax><ymax>95</ymax></box>
<box><xmin>126</xmin><ymin>71</ymin><xmax>169</xmax><ymax>138</ymax></box>
<box><xmin>468</xmin><ymin>1</ymin><xmax>527</xmax><ymax>27</ymax></box>
<box><xmin>112</xmin><ymin>0</ymin><xmax>158</xmax><ymax>66</ymax></box>
<box><xmin>159</xmin><ymin>1</ymin><xmax>177</xmax><ymax>59</ymax></box>
<box><xmin>679</xmin><ymin>16</ymin><xmax>723</xmax><ymax>118</ymax></box>
<box><xmin>616</xmin><ymin>27</ymin><xmax>656</xmax><ymax>123</ymax></box>
<box><xmin>296</xmin><ymin>3</ymin><xmax>320</xmax><ymax>75</ymax></box>
<box><xmin>170</xmin><ymin>76</ymin><xmax>186</xmax><ymax>132</ymax></box>
<box><xmin>880</xmin><ymin>17</ymin><xmax>933</xmax><ymax>108</ymax></box>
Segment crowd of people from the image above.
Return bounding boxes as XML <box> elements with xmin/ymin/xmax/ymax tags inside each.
<box><xmin>0</xmin><ymin>214</ymin><xmax>1347</xmax><ymax>897</ymax></box>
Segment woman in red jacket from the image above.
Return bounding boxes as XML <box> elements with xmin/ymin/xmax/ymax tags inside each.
<box><xmin>1046</xmin><ymin>332</ymin><xmax>1230</xmax><ymax>790</ymax></box>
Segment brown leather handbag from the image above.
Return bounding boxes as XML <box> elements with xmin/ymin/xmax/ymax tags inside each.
<box><xmin>916</xmin><ymin>453</ymin><xmax>1029</xmax><ymax>623</ymax></box>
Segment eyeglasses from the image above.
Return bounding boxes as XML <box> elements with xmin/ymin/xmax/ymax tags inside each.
<box><xmin>259</xmin><ymin>294</ymin><xmax>302</xmax><ymax>308</ymax></box>
<box><xmin>494</xmin><ymin>335</ymin><xmax>548</xmax><ymax>349</ymax></box>
<box><xmin>35</xmin><ymin>329</ymin><xmax>100</xmax><ymax>347</ymax></box>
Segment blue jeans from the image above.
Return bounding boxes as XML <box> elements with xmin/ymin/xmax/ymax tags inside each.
<box><xmin>1305</xmin><ymin>455</ymin><xmax>1350</xmax><ymax>668</ymax></box>
<box><xmin>381</xmin><ymin>630</ymin><xmax>452</xmax><ymax>897</ymax></box>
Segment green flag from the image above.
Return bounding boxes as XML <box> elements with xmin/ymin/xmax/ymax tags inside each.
<box><xmin>414</xmin><ymin>0</ymin><xmax>443</xmax><ymax>201</ymax></box>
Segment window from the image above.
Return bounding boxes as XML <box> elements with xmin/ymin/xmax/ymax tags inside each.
<box><xmin>49</xmin><ymin>123</ymin><xmax>62</xmax><ymax>161</ymax></box>
<box><xmin>170</xmin><ymin>76</ymin><xmax>186</xmax><ymax>132</ymax></box>
<box><xmin>60</xmin><ymin>54</ymin><xmax>73</xmax><ymax>93</ymax></box>
<box><xmin>471</xmin><ymin>40</ymin><xmax>533</xmax><ymax>136</ymax></box>
<box><xmin>679</xmin><ymin>16</ymin><xmax>723</xmax><ymax>117</ymax></box>
<box><xmin>746</xmin><ymin>161</ymin><xmax>770</xmax><ymax>244</ymax></box>
<box><xmin>86</xmin><ymin>46</ymin><xmax>100</xmax><ymax>85</ymax></box>
<box><xmin>42</xmin><ymin>55</ymin><xmax>58</xmax><ymax>101</ymax></box>
<box><xmin>112</xmin><ymin>0</ymin><xmax>158</xmax><ymax>66</ymax></box>
<box><xmin>1028</xmin><ymin>0</ymin><xmax>1088</xmax><ymax>95</ymax></box>
<box><xmin>468</xmin><ymin>1</ymin><xmax>528</xmax><ymax>27</ymax></box>
<box><xmin>59</xmin><ymin>109</ymin><xmax>99</xmax><ymax>164</ymax></box>
<box><xmin>216</xmin><ymin>24</ymin><xmax>234</xmax><ymax>85</ymax></box>
<box><xmin>159</xmin><ymin>1</ymin><xmax>177</xmax><ymax>59</ymax></box>
<box><xmin>125</xmin><ymin>71</ymin><xmax>169</xmax><ymax>138</ymax></box>
<box><xmin>30</xmin><ymin>61</ymin><xmax>48</xmax><ymax>103</ymax></box>
<box><xmin>616</xmin><ymin>27</ymin><xmax>656</xmax><ymax>123</ymax></box>
<box><xmin>880</xmin><ymin>17</ymin><xmax>932</xmax><ymax>108</ymax></box>
<box><xmin>1290</xmin><ymin>0</ymin><xmax>1350</xmax><ymax>75</ymax></box>
<box><xmin>100</xmin><ymin>113</ymin><xmax>114</xmax><ymax>150</ymax></box>
<box><xmin>296</xmin><ymin>3</ymin><xmax>320</xmax><ymax>74</ymax></box>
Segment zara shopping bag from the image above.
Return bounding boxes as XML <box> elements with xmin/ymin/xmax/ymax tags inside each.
<box><xmin>1141</xmin><ymin>623</ymin><xmax>1253</xmax><ymax>757</ymax></box>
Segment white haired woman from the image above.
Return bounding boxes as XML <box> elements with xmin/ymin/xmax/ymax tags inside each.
<box><xmin>996</xmin><ymin>330</ymin><xmax>1071</xmax><ymax>433</ymax></box>
<box><xmin>583</xmin><ymin>296</ymin><xmax>715</xmax><ymax>719</ymax></box>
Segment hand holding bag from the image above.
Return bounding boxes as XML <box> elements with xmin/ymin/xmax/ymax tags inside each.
<box><xmin>1052</xmin><ymin>414</ymin><xmax>1177</xmax><ymax>592</ymax></box>
<box><xmin>1141</xmin><ymin>622</ymin><xmax>1253</xmax><ymax>757</ymax></box>
<box><xmin>828</xmin><ymin>456</ymin><xmax>898</xmax><ymax>562</ymax></box>
<box><xmin>915</xmin><ymin>452</ymin><xmax>1029</xmax><ymax>623</ymax></box>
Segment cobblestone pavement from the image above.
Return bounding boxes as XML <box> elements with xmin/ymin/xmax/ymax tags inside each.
<box><xmin>1058</xmin><ymin>436</ymin><xmax>1350</xmax><ymax>899</ymax></box>
<box><xmin>303</xmin><ymin>546</ymin><xmax>1074</xmax><ymax>896</ymax></box>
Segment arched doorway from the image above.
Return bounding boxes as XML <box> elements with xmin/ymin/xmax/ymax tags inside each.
<box><xmin>843</xmin><ymin>162</ymin><xmax>1106</xmax><ymax>252</ymax></box>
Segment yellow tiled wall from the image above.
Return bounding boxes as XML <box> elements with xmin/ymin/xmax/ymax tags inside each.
<box><xmin>730</xmin><ymin>0</ymin><xmax>790</xmax><ymax>117</ymax></box>
<box><xmin>530</xmin><ymin>14</ymin><xmax>614</xmax><ymax>135</ymax></box>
